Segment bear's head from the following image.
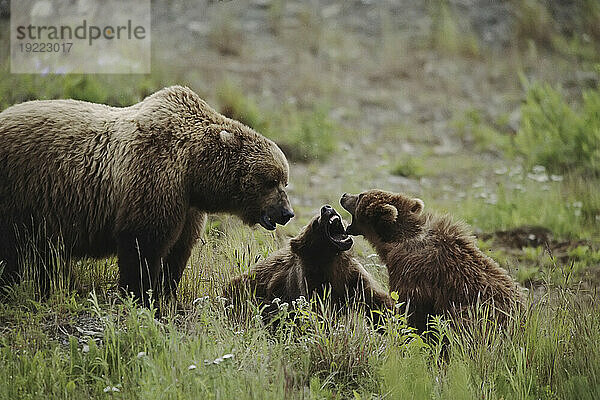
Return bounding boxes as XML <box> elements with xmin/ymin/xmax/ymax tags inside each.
<box><xmin>192</xmin><ymin>123</ymin><xmax>294</xmax><ymax>231</ymax></box>
<box><xmin>290</xmin><ymin>205</ymin><xmax>353</xmax><ymax>256</ymax></box>
<box><xmin>237</xmin><ymin>135</ymin><xmax>294</xmax><ymax>231</ymax></box>
<box><xmin>340</xmin><ymin>190</ymin><xmax>424</xmax><ymax>242</ymax></box>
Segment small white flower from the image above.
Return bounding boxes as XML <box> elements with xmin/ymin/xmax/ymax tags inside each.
<box><xmin>82</xmin><ymin>344</ymin><xmax>90</xmax><ymax>353</ymax></box>
<box><xmin>188</xmin><ymin>364</ymin><xmax>197</xmax><ymax>370</ymax></box>
<box><xmin>509</xmin><ymin>165</ymin><xmax>523</xmax><ymax>177</ymax></box>
<box><xmin>137</xmin><ymin>351</ymin><xmax>146</xmax><ymax>358</ymax></box>
<box><xmin>193</xmin><ymin>296</ymin><xmax>209</xmax><ymax>306</ymax></box>
<box><xmin>527</xmin><ymin>172</ymin><xmax>548</xmax><ymax>182</ymax></box>
<box><xmin>222</xmin><ymin>353</ymin><xmax>234</xmax><ymax>359</ymax></box>
<box><xmin>213</xmin><ymin>357</ymin><xmax>224</xmax><ymax>365</ymax></box>
<box><xmin>272</xmin><ymin>297</ymin><xmax>281</xmax><ymax>305</ymax></box>
<box><xmin>279</xmin><ymin>302</ymin><xmax>289</xmax><ymax>311</ymax></box>
<box><xmin>532</xmin><ymin>165</ymin><xmax>546</xmax><ymax>173</ymax></box>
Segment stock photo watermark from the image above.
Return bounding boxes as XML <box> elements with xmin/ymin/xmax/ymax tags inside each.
<box><xmin>11</xmin><ymin>0</ymin><xmax>151</xmax><ymax>74</ymax></box>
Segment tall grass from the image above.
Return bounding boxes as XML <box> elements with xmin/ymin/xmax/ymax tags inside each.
<box><xmin>1</xmin><ymin>219</ymin><xmax>599</xmax><ymax>399</ymax></box>
<box><xmin>428</xmin><ymin>0</ymin><xmax>480</xmax><ymax>58</ymax></box>
<box><xmin>516</xmin><ymin>82</ymin><xmax>600</xmax><ymax>176</ymax></box>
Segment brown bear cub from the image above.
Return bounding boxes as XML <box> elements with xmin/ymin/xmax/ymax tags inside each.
<box><xmin>225</xmin><ymin>205</ymin><xmax>392</xmax><ymax>322</ymax></box>
<box><xmin>341</xmin><ymin>190</ymin><xmax>524</xmax><ymax>332</ymax></box>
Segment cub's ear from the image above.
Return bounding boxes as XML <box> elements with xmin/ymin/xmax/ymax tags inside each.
<box><xmin>411</xmin><ymin>198</ymin><xmax>424</xmax><ymax>215</ymax></box>
<box><xmin>367</xmin><ymin>203</ymin><xmax>398</xmax><ymax>222</ymax></box>
<box><xmin>381</xmin><ymin>204</ymin><xmax>399</xmax><ymax>222</ymax></box>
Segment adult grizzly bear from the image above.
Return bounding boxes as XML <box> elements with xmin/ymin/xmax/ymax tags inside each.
<box><xmin>225</xmin><ymin>205</ymin><xmax>392</xmax><ymax>322</ymax></box>
<box><xmin>341</xmin><ymin>190</ymin><xmax>524</xmax><ymax>332</ymax></box>
<box><xmin>0</xmin><ymin>86</ymin><xmax>294</xmax><ymax>303</ymax></box>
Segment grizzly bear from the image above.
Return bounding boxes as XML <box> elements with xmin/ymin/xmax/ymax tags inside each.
<box><xmin>341</xmin><ymin>190</ymin><xmax>524</xmax><ymax>332</ymax></box>
<box><xmin>0</xmin><ymin>86</ymin><xmax>294</xmax><ymax>303</ymax></box>
<box><xmin>225</xmin><ymin>205</ymin><xmax>392</xmax><ymax>322</ymax></box>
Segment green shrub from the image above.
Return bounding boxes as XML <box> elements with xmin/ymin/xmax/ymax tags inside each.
<box><xmin>216</xmin><ymin>82</ymin><xmax>337</xmax><ymax>162</ymax></box>
<box><xmin>208</xmin><ymin>8</ymin><xmax>243</xmax><ymax>56</ymax></box>
<box><xmin>453</xmin><ymin>108</ymin><xmax>511</xmax><ymax>154</ymax></box>
<box><xmin>275</xmin><ymin>104</ymin><xmax>337</xmax><ymax>162</ymax></box>
<box><xmin>0</xmin><ymin>72</ymin><xmax>163</xmax><ymax>110</ymax></box>
<box><xmin>428</xmin><ymin>0</ymin><xmax>479</xmax><ymax>57</ymax></box>
<box><xmin>515</xmin><ymin>83</ymin><xmax>600</xmax><ymax>176</ymax></box>
<box><xmin>216</xmin><ymin>81</ymin><xmax>269</xmax><ymax>133</ymax></box>
<box><xmin>511</xmin><ymin>0</ymin><xmax>555</xmax><ymax>48</ymax></box>
<box><xmin>391</xmin><ymin>158</ymin><xmax>425</xmax><ymax>178</ymax></box>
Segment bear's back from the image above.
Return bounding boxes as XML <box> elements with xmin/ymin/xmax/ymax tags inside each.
<box><xmin>0</xmin><ymin>98</ymin><xmax>148</xmax><ymax>255</ymax></box>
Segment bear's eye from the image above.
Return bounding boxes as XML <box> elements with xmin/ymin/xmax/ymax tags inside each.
<box><xmin>267</xmin><ymin>179</ymin><xmax>278</xmax><ymax>188</ymax></box>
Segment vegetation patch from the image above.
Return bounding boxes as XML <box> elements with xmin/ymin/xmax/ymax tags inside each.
<box><xmin>216</xmin><ymin>82</ymin><xmax>338</xmax><ymax>162</ymax></box>
<box><xmin>516</xmin><ymin>82</ymin><xmax>600</xmax><ymax>176</ymax></box>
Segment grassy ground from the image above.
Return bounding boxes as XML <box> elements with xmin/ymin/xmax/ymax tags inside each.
<box><xmin>1</xmin><ymin>0</ymin><xmax>600</xmax><ymax>398</ymax></box>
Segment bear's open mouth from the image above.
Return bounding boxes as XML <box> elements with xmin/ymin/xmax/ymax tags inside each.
<box><xmin>327</xmin><ymin>215</ymin><xmax>346</xmax><ymax>240</ymax></box>
<box><xmin>324</xmin><ymin>212</ymin><xmax>353</xmax><ymax>251</ymax></box>
<box><xmin>259</xmin><ymin>214</ymin><xmax>276</xmax><ymax>231</ymax></box>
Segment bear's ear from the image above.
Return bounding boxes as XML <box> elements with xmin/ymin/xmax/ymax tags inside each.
<box><xmin>219</xmin><ymin>129</ymin><xmax>236</xmax><ymax>145</ymax></box>
<box><xmin>366</xmin><ymin>202</ymin><xmax>398</xmax><ymax>222</ymax></box>
<box><xmin>380</xmin><ymin>203</ymin><xmax>399</xmax><ymax>222</ymax></box>
<box><xmin>367</xmin><ymin>203</ymin><xmax>398</xmax><ymax>222</ymax></box>
<box><xmin>410</xmin><ymin>198</ymin><xmax>424</xmax><ymax>215</ymax></box>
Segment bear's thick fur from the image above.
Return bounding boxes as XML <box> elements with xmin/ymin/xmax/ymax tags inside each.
<box><xmin>341</xmin><ymin>190</ymin><xmax>524</xmax><ymax>331</ymax></box>
<box><xmin>0</xmin><ymin>86</ymin><xmax>294</xmax><ymax>302</ymax></box>
<box><xmin>225</xmin><ymin>205</ymin><xmax>392</xmax><ymax>321</ymax></box>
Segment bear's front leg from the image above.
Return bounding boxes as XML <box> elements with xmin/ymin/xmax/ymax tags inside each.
<box><xmin>117</xmin><ymin>231</ymin><xmax>168</xmax><ymax>307</ymax></box>
<box><xmin>160</xmin><ymin>209</ymin><xmax>205</xmax><ymax>299</ymax></box>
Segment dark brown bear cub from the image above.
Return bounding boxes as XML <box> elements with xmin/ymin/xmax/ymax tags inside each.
<box><xmin>225</xmin><ymin>205</ymin><xmax>392</xmax><ymax>321</ymax></box>
<box><xmin>341</xmin><ymin>190</ymin><xmax>524</xmax><ymax>332</ymax></box>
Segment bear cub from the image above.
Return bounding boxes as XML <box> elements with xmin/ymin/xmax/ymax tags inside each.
<box><xmin>341</xmin><ymin>190</ymin><xmax>524</xmax><ymax>331</ymax></box>
<box><xmin>225</xmin><ymin>205</ymin><xmax>392</xmax><ymax>321</ymax></box>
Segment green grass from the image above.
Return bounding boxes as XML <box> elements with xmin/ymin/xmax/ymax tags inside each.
<box><xmin>1</xmin><ymin>6</ymin><xmax>600</xmax><ymax>397</ymax></box>
<box><xmin>515</xmin><ymin>82</ymin><xmax>600</xmax><ymax>176</ymax></box>
<box><xmin>452</xmin><ymin>108</ymin><xmax>512</xmax><ymax>154</ymax></box>
<box><xmin>511</xmin><ymin>0</ymin><xmax>555</xmax><ymax>49</ymax></box>
<box><xmin>435</xmin><ymin>177</ymin><xmax>599</xmax><ymax>240</ymax></box>
<box><xmin>0</xmin><ymin>70</ymin><xmax>164</xmax><ymax>110</ymax></box>
<box><xmin>208</xmin><ymin>6</ymin><xmax>244</xmax><ymax>56</ymax></box>
<box><xmin>391</xmin><ymin>157</ymin><xmax>425</xmax><ymax>178</ymax></box>
<box><xmin>1</xmin><ymin>220</ymin><xmax>600</xmax><ymax>399</ymax></box>
<box><xmin>428</xmin><ymin>0</ymin><xmax>480</xmax><ymax>58</ymax></box>
<box><xmin>216</xmin><ymin>82</ymin><xmax>338</xmax><ymax>162</ymax></box>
